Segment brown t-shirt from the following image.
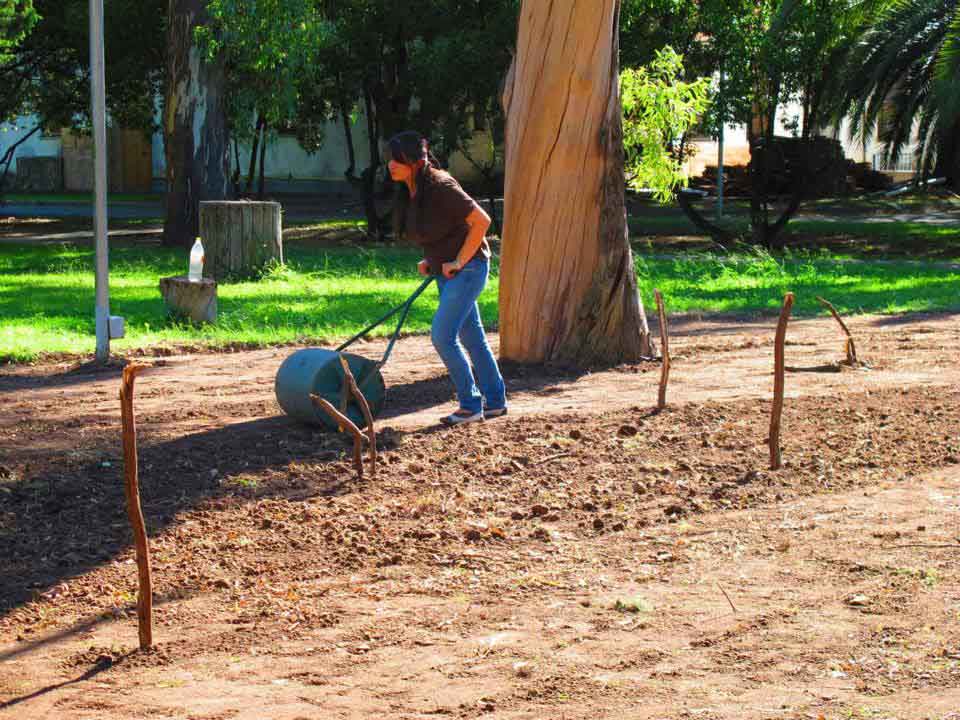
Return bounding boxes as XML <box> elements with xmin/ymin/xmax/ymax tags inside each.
<box><xmin>405</xmin><ymin>168</ymin><xmax>491</xmax><ymax>275</ymax></box>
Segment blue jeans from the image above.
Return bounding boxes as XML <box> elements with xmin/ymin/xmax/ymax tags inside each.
<box><xmin>432</xmin><ymin>257</ymin><xmax>507</xmax><ymax>415</ymax></box>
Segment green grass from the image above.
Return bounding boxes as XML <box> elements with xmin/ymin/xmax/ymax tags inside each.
<box><xmin>789</xmin><ymin>219</ymin><xmax>960</xmax><ymax>246</ymax></box>
<box><xmin>630</xmin><ymin>213</ymin><xmax>960</xmax><ymax>239</ymax></box>
<box><xmin>1</xmin><ymin>242</ymin><xmax>959</xmax><ymax>363</ymax></box>
<box><xmin>635</xmin><ymin>248</ymin><xmax>960</xmax><ymax>316</ymax></box>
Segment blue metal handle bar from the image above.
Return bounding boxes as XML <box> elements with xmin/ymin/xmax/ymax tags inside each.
<box><xmin>335</xmin><ymin>275</ymin><xmax>436</xmax><ymax>368</ymax></box>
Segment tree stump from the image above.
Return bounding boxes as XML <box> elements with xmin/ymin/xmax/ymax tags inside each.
<box><xmin>199</xmin><ymin>201</ymin><xmax>283</xmax><ymax>279</ymax></box>
<box><xmin>160</xmin><ymin>275</ymin><xmax>218</xmax><ymax>324</ymax></box>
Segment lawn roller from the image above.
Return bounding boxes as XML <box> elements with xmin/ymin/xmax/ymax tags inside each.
<box><xmin>275</xmin><ymin>276</ymin><xmax>436</xmax><ymax>428</ymax></box>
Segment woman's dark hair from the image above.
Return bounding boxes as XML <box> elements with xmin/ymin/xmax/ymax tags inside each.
<box><xmin>389</xmin><ymin>131</ymin><xmax>443</xmax><ymax>241</ymax></box>
<box><xmin>389</xmin><ymin>130</ymin><xmax>427</xmax><ymax>166</ymax></box>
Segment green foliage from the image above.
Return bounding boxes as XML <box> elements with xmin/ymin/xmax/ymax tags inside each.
<box><xmin>1</xmin><ymin>0</ymin><xmax>164</xmax><ymax>130</ymax></box>
<box><xmin>621</xmin><ymin>47</ymin><xmax>711</xmax><ymax>203</ymax></box>
<box><xmin>323</xmin><ymin>0</ymin><xmax>517</xmax><ymax>157</ymax></box>
<box><xmin>0</xmin><ymin>0</ymin><xmax>37</xmax><ymax>59</ymax></box>
<box><xmin>620</xmin><ymin>0</ymin><xmax>705</xmax><ymax>71</ymax></box>
<box><xmin>404</xmin><ymin>2</ymin><xmax>517</xmax><ymax>161</ymax></box>
<box><xmin>839</xmin><ymin>0</ymin><xmax>960</xmax><ymax>173</ymax></box>
<box><xmin>938</xmin><ymin>8</ymin><xmax>960</xmax><ymax>121</ymax></box>
<box><xmin>196</xmin><ymin>0</ymin><xmax>334</xmax><ymax>142</ymax></box>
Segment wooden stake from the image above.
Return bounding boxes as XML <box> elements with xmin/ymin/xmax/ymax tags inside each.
<box><xmin>310</xmin><ymin>394</ymin><xmax>365</xmax><ymax>479</ymax></box>
<box><xmin>815</xmin><ymin>296</ymin><xmax>859</xmax><ymax>366</ymax></box>
<box><xmin>654</xmin><ymin>289</ymin><xmax>670</xmax><ymax>409</ymax></box>
<box><xmin>770</xmin><ymin>293</ymin><xmax>795</xmax><ymax>471</ymax></box>
<box><xmin>339</xmin><ymin>355</ymin><xmax>377</xmax><ymax>477</ymax></box>
<box><xmin>119</xmin><ymin>363</ymin><xmax>153</xmax><ymax>650</ymax></box>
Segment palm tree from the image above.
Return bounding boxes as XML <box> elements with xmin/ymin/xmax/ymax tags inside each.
<box><xmin>839</xmin><ymin>0</ymin><xmax>960</xmax><ymax>185</ymax></box>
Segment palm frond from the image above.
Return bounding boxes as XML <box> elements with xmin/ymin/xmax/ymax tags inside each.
<box><xmin>838</xmin><ymin>0</ymin><xmax>959</xmax><ymax>167</ymax></box>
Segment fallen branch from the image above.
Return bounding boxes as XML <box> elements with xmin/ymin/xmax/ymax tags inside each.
<box><xmin>770</xmin><ymin>292</ymin><xmax>795</xmax><ymax>471</ymax></box>
<box><xmin>883</xmin><ymin>543</ymin><xmax>960</xmax><ymax>550</ymax></box>
<box><xmin>534</xmin><ymin>452</ymin><xmax>572</xmax><ymax>466</ymax></box>
<box><xmin>717</xmin><ymin>583</ymin><xmax>738</xmax><ymax>614</ymax></box>
<box><xmin>119</xmin><ymin>363</ymin><xmax>153</xmax><ymax>650</ymax></box>
<box><xmin>816</xmin><ymin>296</ymin><xmax>859</xmax><ymax>366</ymax></box>
<box><xmin>654</xmin><ymin>289</ymin><xmax>670</xmax><ymax>410</ymax></box>
<box><xmin>339</xmin><ymin>355</ymin><xmax>377</xmax><ymax>477</ymax></box>
<box><xmin>310</xmin><ymin>393</ymin><xmax>365</xmax><ymax>479</ymax></box>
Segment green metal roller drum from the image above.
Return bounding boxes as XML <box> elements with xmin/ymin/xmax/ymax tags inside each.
<box><xmin>275</xmin><ymin>276</ymin><xmax>435</xmax><ymax>428</ymax></box>
<box><xmin>274</xmin><ymin>349</ymin><xmax>386</xmax><ymax>429</ymax></box>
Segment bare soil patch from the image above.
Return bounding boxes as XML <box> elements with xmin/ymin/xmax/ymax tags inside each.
<box><xmin>2</xmin><ymin>313</ymin><xmax>960</xmax><ymax>719</ymax></box>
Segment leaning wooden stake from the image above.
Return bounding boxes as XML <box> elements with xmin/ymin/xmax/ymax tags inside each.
<box><xmin>339</xmin><ymin>355</ymin><xmax>377</xmax><ymax>477</ymax></box>
<box><xmin>654</xmin><ymin>290</ymin><xmax>670</xmax><ymax>409</ymax></box>
<box><xmin>310</xmin><ymin>394</ymin><xmax>365</xmax><ymax>479</ymax></box>
<box><xmin>119</xmin><ymin>363</ymin><xmax>153</xmax><ymax>650</ymax></box>
<box><xmin>815</xmin><ymin>296</ymin><xmax>859</xmax><ymax>366</ymax></box>
<box><xmin>770</xmin><ymin>293</ymin><xmax>795</xmax><ymax>471</ymax></box>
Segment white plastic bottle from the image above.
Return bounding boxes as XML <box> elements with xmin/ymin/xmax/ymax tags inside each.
<box><xmin>188</xmin><ymin>237</ymin><xmax>205</xmax><ymax>282</ymax></box>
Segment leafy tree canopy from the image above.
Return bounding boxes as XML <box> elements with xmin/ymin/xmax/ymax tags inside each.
<box><xmin>1</xmin><ymin>0</ymin><xmax>164</xmax><ymax>131</ymax></box>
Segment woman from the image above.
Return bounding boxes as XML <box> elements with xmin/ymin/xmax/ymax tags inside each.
<box><xmin>387</xmin><ymin>131</ymin><xmax>507</xmax><ymax>426</ymax></box>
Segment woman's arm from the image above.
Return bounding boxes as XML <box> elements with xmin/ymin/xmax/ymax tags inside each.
<box><xmin>443</xmin><ymin>205</ymin><xmax>491</xmax><ymax>278</ymax></box>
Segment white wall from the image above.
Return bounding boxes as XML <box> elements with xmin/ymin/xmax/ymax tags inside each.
<box><xmin>7</xmin><ymin>112</ymin><xmax>373</xmax><ymax>188</ymax></box>
<box><xmin>151</xmin><ymin>111</ymin><xmax>373</xmax><ymax>185</ymax></box>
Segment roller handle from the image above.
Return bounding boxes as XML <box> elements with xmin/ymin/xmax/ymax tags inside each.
<box><xmin>335</xmin><ymin>275</ymin><xmax>436</xmax><ymax>369</ymax></box>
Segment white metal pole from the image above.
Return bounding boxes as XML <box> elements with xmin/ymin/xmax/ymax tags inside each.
<box><xmin>716</xmin><ymin>65</ymin><xmax>725</xmax><ymax>220</ymax></box>
<box><xmin>90</xmin><ymin>0</ymin><xmax>110</xmax><ymax>362</ymax></box>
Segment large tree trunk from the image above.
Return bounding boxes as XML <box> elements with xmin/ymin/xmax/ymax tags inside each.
<box><xmin>162</xmin><ymin>0</ymin><xmax>230</xmax><ymax>249</ymax></box>
<box><xmin>934</xmin><ymin>119</ymin><xmax>960</xmax><ymax>189</ymax></box>
<box><xmin>499</xmin><ymin>0</ymin><xmax>653</xmax><ymax>366</ymax></box>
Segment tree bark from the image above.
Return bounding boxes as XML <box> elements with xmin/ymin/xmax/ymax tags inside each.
<box><xmin>257</xmin><ymin>121</ymin><xmax>267</xmax><ymax>199</ymax></box>
<box><xmin>361</xmin><ymin>86</ymin><xmax>383</xmax><ymax>240</ymax></box>
<box><xmin>245</xmin><ymin>113</ymin><xmax>264</xmax><ymax>194</ymax></box>
<box><xmin>341</xmin><ymin>102</ymin><xmax>357</xmax><ymax>180</ymax></box>
<box><xmin>0</xmin><ymin>125</ymin><xmax>41</xmax><ymax>193</ymax></box>
<box><xmin>231</xmin><ymin>138</ymin><xmax>241</xmax><ymax>197</ymax></box>
<box><xmin>934</xmin><ymin>118</ymin><xmax>960</xmax><ymax>189</ymax></box>
<box><xmin>162</xmin><ymin>0</ymin><xmax>230</xmax><ymax>249</ymax></box>
<box><xmin>499</xmin><ymin>0</ymin><xmax>653</xmax><ymax>366</ymax></box>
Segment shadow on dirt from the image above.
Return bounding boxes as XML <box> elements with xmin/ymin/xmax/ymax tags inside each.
<box><xmin>0</xmin><ymin>363</ymin><xmax>587</xmax><ymax>617</ymax></box>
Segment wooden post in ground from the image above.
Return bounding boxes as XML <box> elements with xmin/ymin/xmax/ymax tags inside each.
<box><xmin>119</xmin><ymin>363</ymin><xmax>153</xmax><ymax>650</ymax></box>
<box><xmin>339</xmin><ymin>356</ymin><xmax>377</xmax><ymax>477</ymax></box>
<box><xmin>770</xmin><ymin>293</ymin><xmax>795</xmax><ymax>471</ymax></box>
<box><xmin>816</xmin><ymin>296</ymin><xmax>859</xmax><ymax>366</ymax></box>
<box><xmin>654</xmin><ymin>290</ymin><xmax>670</xmax><ymax>410</ymax></box>
<box><xmin>310</xmin><ymin>394</ymin><xmax>365</xmax><ymax>479</ymax></box>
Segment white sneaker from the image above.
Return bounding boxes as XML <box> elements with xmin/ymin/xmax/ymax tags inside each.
<box><xmin>440</xmin><ymin>410</ymin><xmax>484</xmax><ymax>426</ymax></box>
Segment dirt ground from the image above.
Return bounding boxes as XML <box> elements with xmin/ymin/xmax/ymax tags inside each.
<box><xmin>2</xmin><ymin>312</ymin><xmax>960</xmax><ymax>720</ymax></box>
